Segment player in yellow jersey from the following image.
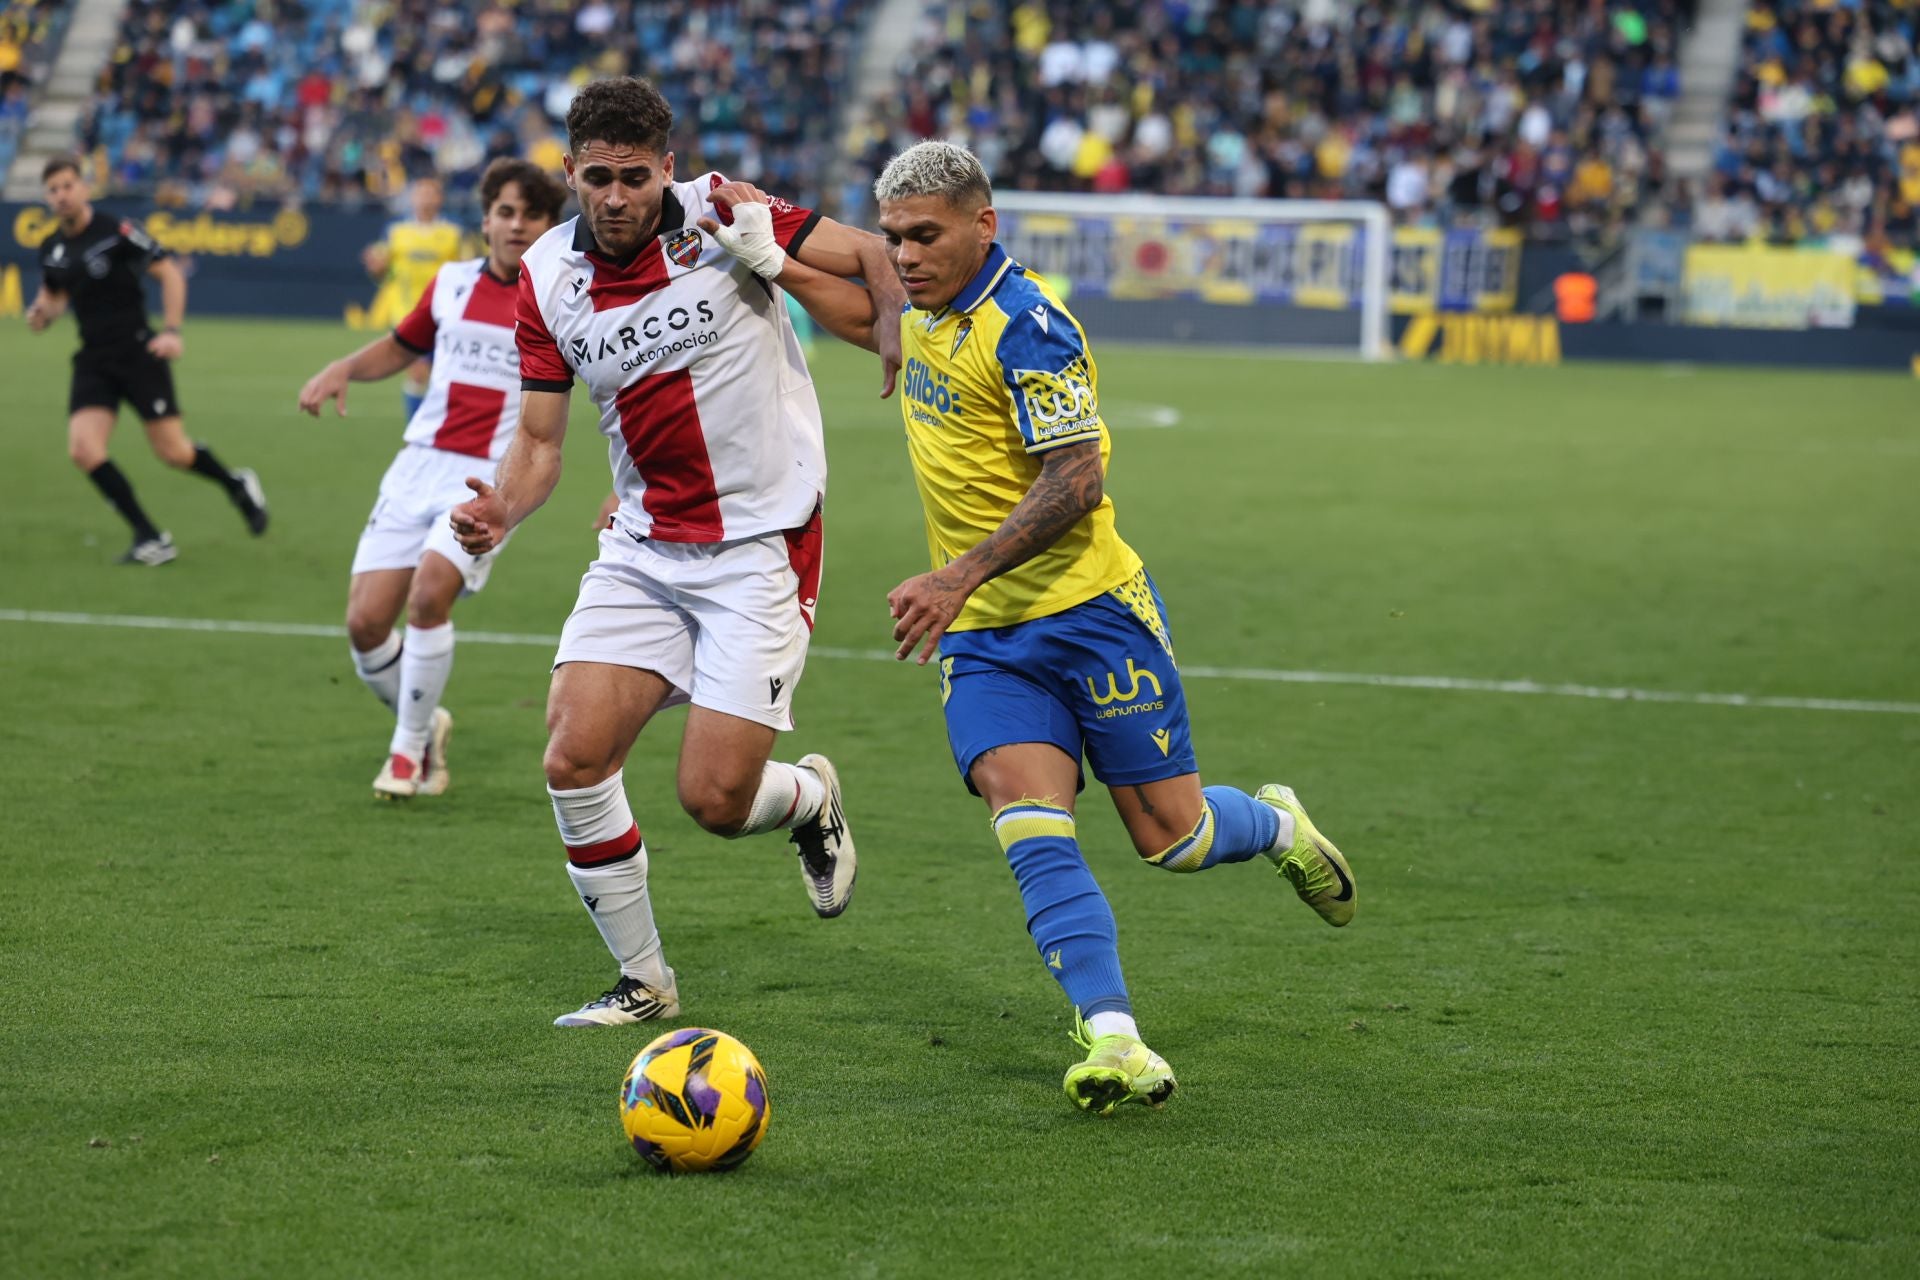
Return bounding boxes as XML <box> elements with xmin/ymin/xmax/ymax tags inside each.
<box><xmin>766</xmin><ymin>140</ymin><xmax>1359</xmax><ymax>1116</ymax></box>
<box><xmin>363</xmin><ymin>175</ymin><xmax>464</xmax><ymax>418</ymax></box>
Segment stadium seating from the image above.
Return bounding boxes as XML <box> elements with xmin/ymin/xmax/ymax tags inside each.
<box><xmin>1704</xmin><ymin>0</ymin><xmax>1918</xmax><ymax>249</ymax></box>
<box><xmin>845</xmin><ymin>0</ymin><xmax>1690</xmax><ymax>241</ymax></box>
<box><xmin>0</xmin><ymin>0</ymin><xmax>72</xmax><ymax>177</ymax></box>
<box><xmin>74</xmin><ymin>0</ymin><xmax>868</xmax><ymax>209</ymax></box>
<box><xmin>41</xmin><ymin>0</ymin><xmax>1916</xmax><ymax>259</ymax></box>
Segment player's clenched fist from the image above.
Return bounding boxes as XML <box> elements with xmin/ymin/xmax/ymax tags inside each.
<box><xmin>450</xmin><ymin>477</ymin><xmax>508</xmax><ymax>554</ymax></box>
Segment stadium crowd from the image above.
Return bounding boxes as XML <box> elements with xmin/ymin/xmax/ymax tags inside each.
<box><xmin>74</xmin><ymin>0</ymin><xmax>865</xmax><ymax>210</ymax></box>
<box><xmin>1698</xmin><ymin>0</ymin><xmax>1920</xmax><ymax>252</ymax></box>
<box><xmin>25</xmin><ymin>0</ymin><xmax>1920</xmax><ymax>261</ymax></box>
<box><xmin>844</xmin><ymin>0</ymin><xmax>1692</xmax><ymax>242</ymax></box>
<box><xmin>1</xmin><ymin>0</ymin><xmax>71</xmax><ymax>173</ymax></box>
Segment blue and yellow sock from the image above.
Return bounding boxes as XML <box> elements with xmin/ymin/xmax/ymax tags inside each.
<box><xmin>993</xmin><ymin>801</ymin><xmax>1130</xmax><ymax>1017</ymax></box>
<box><xmin>1144</xmin><ymin>786</ymin><xmax>1281</xmax><ymax>873</ymax></box>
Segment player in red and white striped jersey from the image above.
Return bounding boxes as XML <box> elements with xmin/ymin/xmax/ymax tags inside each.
<box><xmin>298</xmin><ymin>159</ymin><xmax>569</xmax><ymax>801</ymax></box>
<box><xmin>449</xmin><ymin>78</ymin><xmax>904</xmax><ymax>1028</ymax></box>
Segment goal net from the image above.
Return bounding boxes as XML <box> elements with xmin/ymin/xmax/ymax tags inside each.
<box><xmin>992</xmin><ymin>192</ymin><xmax>1392</xmax><ymax>361</ymax></box>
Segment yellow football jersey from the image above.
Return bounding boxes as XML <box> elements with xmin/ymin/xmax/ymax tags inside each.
<box><xmin>386</xmin><ymin>218</ymin><xmax>464</xmax><ymax>298</ymax></box>
<box><xmin>897</xmin><ymin>242</ymin><xmax>1142</xmax><ymax>632</ymax></box>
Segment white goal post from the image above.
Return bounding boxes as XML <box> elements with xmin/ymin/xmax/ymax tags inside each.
<box><xmin>990</xmin><ymin>192</ymin><xmax>1393</xmax><ymax>361</ymax></box>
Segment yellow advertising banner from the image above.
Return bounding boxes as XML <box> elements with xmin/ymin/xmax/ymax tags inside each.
<box><xmin>1400</xmin><ymin>314</ymin><xmax>1561</xmax><ymax>365</ymax></box>
<box><xmin>1682</xmin><ymin>246</ymin><xmax>1855</xmax><ymax>329</ymax></box>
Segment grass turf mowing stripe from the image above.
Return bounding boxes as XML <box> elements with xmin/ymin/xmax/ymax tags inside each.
<box><xmin>6</xmin><ymin>606</ymin><xmax>1916</xmax><ymax>717</ymax></box>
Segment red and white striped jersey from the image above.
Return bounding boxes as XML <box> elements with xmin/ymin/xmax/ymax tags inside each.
<box><xmin>515</xmin><ymin>174</ymin><xmax>826</xmax><ymax>543</ymax></box>
<box><xmin>393</xmin><ymin>258</ymin><xmax>524</xmax><ymax>461</ymax></box>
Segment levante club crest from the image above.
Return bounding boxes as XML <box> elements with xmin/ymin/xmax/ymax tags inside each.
<box><xmin>665</xmin><ymin>228</ymin><xmax>703</xmax><ymax>268</ymax></box>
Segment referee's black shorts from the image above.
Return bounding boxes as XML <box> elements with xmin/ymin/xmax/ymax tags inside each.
<box><xmin>70</xmin><ymin>340</ymin><xmax>181</xmax><ymax>421</ymax></box>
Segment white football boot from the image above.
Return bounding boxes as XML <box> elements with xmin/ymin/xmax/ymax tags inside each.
<box><xmin>416</xmin><ymin>708</ymin><xmax>453</xmax><ymax>797</ymax></box>
<box><xmin>372</xmin><ymin>753</ymin><xmax>421</xmax><ymax>800</ymax></box>
<box><xmin>789</xmin><ymin>753</ymin><xmax>856</xmax><ymax>917</ymax></box>
<box><xmin>553</xmin><ymin>970</ymin><xmax>681</xmax><ymax>1027</ymax></box>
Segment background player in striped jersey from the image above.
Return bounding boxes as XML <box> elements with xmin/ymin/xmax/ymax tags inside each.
<box><xmin>448</xmin><ymin>77</ymin><xmax>903</xmax><ymax>1028</ymax></box>
<box><xmin>298</xmin><ymin>159</ymin><xmax>568</xmax><ymax>800</ymax></box>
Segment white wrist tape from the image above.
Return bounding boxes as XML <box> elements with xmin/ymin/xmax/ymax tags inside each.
<box><xmin>712</xmin><ymin>201</ymin><xmax>788</xmax><ymax>279</ymax></box>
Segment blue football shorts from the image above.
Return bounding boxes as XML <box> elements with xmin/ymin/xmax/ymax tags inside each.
<box><xmin>936</xmin><ymin>570</ymin><xmax>1198</xmax><ymax>795</ymax></box>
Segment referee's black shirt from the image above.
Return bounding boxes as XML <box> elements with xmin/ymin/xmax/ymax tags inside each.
<box><xmin>38</xmin><ymin>212</ymin><xmax>169</xmax><ymax>349</ymax></box>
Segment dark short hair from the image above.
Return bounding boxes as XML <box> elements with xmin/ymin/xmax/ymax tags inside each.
<box><xmin>566</xmin><ymin>77</ymin><xmax>673</xmax><ymax>156</ymax></box>
<box><xmin>42</xmin><ymin>153</ymin><xmax>82</xmax><ymax>183</ymax></box>
<box><xmin>479</xmin><ymin>158</ymin><xmax>568</xmax><ymax>221</ymax></box>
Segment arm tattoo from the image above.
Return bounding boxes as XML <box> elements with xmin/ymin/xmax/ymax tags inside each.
<box><xmin>958</xmin><ymin>441</ymin><xmax>1103</xmax><ymax>584</ymax></box>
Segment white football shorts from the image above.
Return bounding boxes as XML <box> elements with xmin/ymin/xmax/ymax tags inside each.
<box><xmin>554</xmin><ymin>508</ymin><xmax>824</xmax><ymax>731</ymax></box>
<box><xmin>350</xmin><ymin>445</ymin><xmax>507</xmax><ymax>594</ymax></box>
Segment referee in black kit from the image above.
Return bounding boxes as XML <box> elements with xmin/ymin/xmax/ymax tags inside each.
<box><xmin>25</xmin><ymin>155</ymin><xmax>268</xmax><ymax>565</ymax></box>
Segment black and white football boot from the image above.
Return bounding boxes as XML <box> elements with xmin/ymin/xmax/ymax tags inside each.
<box><xmin>553</xmin><ymin>970</ymin><xmax>681</xmax><ymax>1027</ymax></box>
<box><xmin>789</xmin><ymin>753</ymin><xmax>856</xmax><ymax>918</ymax></box>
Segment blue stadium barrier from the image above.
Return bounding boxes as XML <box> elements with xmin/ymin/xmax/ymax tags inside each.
<box><xmin>3</xmin><ymin>200</ymin><xmax>395</xmax><ymax>321</ymax></box>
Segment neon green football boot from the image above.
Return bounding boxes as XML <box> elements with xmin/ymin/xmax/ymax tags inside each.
<box><xmin>1062</xmin><ymin>1014</ymin><xmax>1177</xmax><ymax>1116</ymax></box>
<box><xmin>1256</xmin><ymin>784</ymin><xmax>1357</xmax><ymax>927</ymax></box>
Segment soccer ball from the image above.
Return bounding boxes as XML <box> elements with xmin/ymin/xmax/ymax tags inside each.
<box><xmin>619</xmin><ymin>1027</ymin><xmax>770</xmax><ymax>1173</ymax></box>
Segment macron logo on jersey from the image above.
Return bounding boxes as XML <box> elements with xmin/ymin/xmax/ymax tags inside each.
<box><xmin>1029</xmin><ymin>304</ymin><xmax>1050</xmax><ymax>333</ymax></box>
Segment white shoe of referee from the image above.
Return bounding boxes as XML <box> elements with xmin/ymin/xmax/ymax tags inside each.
<box><xmin>117</xmin><ymin>532</ymin><xmax>176</xmax><ymax>566</ymax></box>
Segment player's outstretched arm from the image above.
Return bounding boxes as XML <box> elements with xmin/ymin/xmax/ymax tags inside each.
<box><xmin>450</xmin><ymin>388</ymin><xmax>568</xmax><ymax>554</ymax></box>
<box><xmin>707</xmin><ymin>182</ymin><xmax>903</xmax><ymax>394</ymax></box>
<box><xmin>298</xmin><ymin>335</ymin><xmax>417</xmax><ymax>417</ymax></box>
<box><xmin>699</xmin><ymin>204</ymin><xmax>883</xmax><ymax>353</ymax></box>
<box><xmin>790</xmin><ymin>217</ymin><xmax>906</xmax><ymax>389</ymax></box>
<box><xmin>776</xmin><ymin>253</ymin><xmax>884</xmax><ymax>354</ymax></box>
<box><xmin>886</xmin><ymin>441</ymin><xmax>1104</xmax><ymax>663</ymax></box>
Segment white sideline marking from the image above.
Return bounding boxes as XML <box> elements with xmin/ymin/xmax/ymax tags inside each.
<box><xmin>1106</xmin><ymin>402</ymin><xmax>1185</xmax><ymax>429</ymax></box>
<box><xmin>5</xmin><ymin>608</ymin><xmax>1917</xmax><ymax>717</ymax></box>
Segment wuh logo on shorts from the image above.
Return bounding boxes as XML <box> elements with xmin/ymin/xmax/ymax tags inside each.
<box><xmin>1086</xmin><ymin>658</ymin><xmax>1166</xmax><ymax>721</ymax></box>
<box><xmin>1086</xmin><ymin>658</ymin><xmax>1162</xmax><ymax>707</ymax></box>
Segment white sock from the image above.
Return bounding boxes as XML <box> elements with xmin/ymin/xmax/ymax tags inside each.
<box><xmin>351</xmin><ymin>633</ymin><xmax>403</xmax><ymax>711</ymax></box>
<box><xmin>567</xmin><ymin>852</ymin><xmax>670</xmax><ymax>986</ymax></box>
<box><xmin>1088</xmin><ymin>1011</ymin><xmax>1140</xmax><ymax>1040</ymax></box>
<box><xmin>551</xmin><ymin>772</ymin><xmax>669</xmax><ymax>985</ymax></box>
<box><xmin>390</xmin><ymin>622</ymin><xmax>455</xmax><ymax>759</ymax></box>
<box><xmin>1267</xmin><ymin>808</ymin><xmax>1297</xmax><ymax>855</ymax></box>
<box><xmin>729</xmin><ymin>760</ymin><xmax>826</xmax><ymax>838</ymax></box>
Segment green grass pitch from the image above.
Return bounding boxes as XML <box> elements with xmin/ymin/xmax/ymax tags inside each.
<box><xmin>2</xmin><ymin>320</ymin><xmax>1917</xmax><ymax>1277</ymax></box>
